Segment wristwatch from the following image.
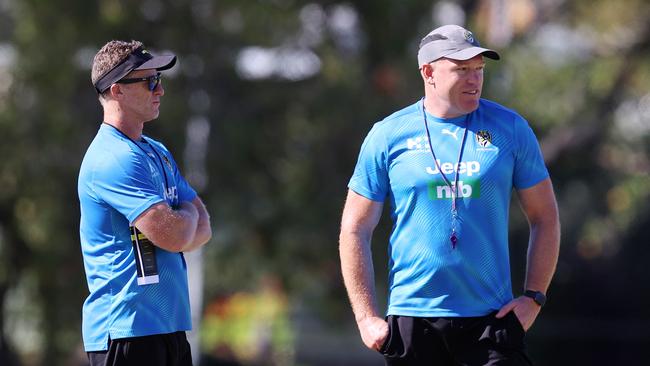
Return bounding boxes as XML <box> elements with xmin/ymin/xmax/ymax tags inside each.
<box><xmin>524</xmin><ymin>290</ymin><xmax>547</xmax><ymax>307</ymax></box>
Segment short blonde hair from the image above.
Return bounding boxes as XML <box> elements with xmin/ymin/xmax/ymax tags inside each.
<box><xmin>91</xmin><ymin>40</ymin><xmax>143</xmax><ymax>98</ymax></box>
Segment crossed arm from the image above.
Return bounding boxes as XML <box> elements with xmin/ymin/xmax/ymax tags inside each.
<box><xmin>134</xmin><ymin>196</ymin><xmax>212</xmax><ymax>253</ymax></box>
<box><xmin>339</xmin><ymin>189</ymin><xmax>389</xmax><ymax>351</ymax></box>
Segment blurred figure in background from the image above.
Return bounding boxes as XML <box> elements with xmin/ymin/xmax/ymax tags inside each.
<box><xmin>201</xmin><ymin>275</ymin><xmax>294</xmax><ymax>366</ymax></box>
<box><xmin>78</xmin><ymin>40</ymin><xmax>211</xmax><ymax>365</ymax></box>
<box><xmin>339</xmin><ymin>24</ymin><xmax>560</xmax><ymax>365</ymax></box>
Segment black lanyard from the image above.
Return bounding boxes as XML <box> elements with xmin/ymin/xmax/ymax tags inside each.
<box><xmin>103</xmin><ymin>123</ymin><xmax>173</xmax><ymax>204</ymax></box>
<box><xmin>421</xmin><ymin>99</ymin><xmax>469</xmax><ymax>248</ymax></box>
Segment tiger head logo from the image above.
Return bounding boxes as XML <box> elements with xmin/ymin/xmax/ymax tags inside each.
<box><xmin>162</xmin><ymin>155</ymin><xmax>173</xmax><ymax>171</ymax></box>
<box><xmin>476</xmin><ymin>130</ymin><xmax>492</xmax><ymax>147</ymax></box>
<box><xmin>464</xmin><ymin>30</ymin><xmax>475</xmax><ymax>44</ymax></box>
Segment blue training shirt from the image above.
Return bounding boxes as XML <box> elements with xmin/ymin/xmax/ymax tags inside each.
<box><xmin>349</xmin><ymin>99</ymin><xmax>549</xmax><ymax>317</ymax></box>
<box><xmin>78</xmin><ymin>124</ymin><xmax>197</xmax><ymax>351</ymax></box>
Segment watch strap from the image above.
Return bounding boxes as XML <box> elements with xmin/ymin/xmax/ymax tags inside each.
<box><xmin>524</xmin><ymin>290</ymin><xmax>547</xmax><ymax>307</ymax></box>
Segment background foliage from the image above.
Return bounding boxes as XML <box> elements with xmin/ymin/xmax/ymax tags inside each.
<box><xmin>0</xmin><ymin>0</ymin><xmax>648</xmax><ymax>365</ymax></box>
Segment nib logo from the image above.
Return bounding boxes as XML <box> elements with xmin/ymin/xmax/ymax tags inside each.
<box><xmin>428</xmin><ymin>179</ymin><xmax>481</xmax><ymax>200</ymax></box>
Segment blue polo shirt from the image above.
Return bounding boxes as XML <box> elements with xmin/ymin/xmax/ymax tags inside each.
<box><xmin>349</xmin><ymin>99</ymin><xmax>548</xmax><ymax>317</ymax></box>
<box><xmin>78</xmin><ymin>124</ymin><xmax>197</xmax><ymax>351</ymax></box>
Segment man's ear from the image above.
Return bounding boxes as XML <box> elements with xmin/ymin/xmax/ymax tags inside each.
<box><xmin>420</xmin><ymin>63</ymin><xmax>435</xmax><ymax>84</ymax></box>
<box><xmin>108</xmin><ymin>83</ymin><xmax>123</xmax><ymax>99</ymax></box>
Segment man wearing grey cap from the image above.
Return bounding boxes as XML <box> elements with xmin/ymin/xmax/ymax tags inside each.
<box><xmin>340</xmin><ymin>25</ymin><xmax>560</xmax><ymax>365</ymax></box>
<box><xmin>78</xmin><ymin>40</ymin><xmax>212</xmax><ymax>365</ymax></box>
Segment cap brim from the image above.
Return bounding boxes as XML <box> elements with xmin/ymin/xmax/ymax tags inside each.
<box><xmin>445</xmin><ymin>47</ymin><xmax>500</xmax><ymax>61</ymax></box>
<box><xmin>134</xmin><ymin>55</ymin><xmax>177</xmax><ymax>71</ymax></box>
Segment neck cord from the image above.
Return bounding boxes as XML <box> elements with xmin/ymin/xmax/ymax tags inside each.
<box><xmin>421</xmin><ymin>98</ymin><xmax>469</xmax><ymax>248</ymax></box>
<box><xmin>103</xmin><ymin>123</ymin><xmax>171</xmax><ymax>202</ymax></box>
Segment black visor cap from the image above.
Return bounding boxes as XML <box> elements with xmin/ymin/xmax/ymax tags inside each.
<box><xmin>94</xmin><ymin>47</ymin><xmax>176</xmax><ymax>94</ymax></box>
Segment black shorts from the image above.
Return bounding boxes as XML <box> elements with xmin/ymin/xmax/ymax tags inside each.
<box><xmin>87</xmin><ymin>331</ymin><xmax>192</xmax><ymax>366</ymax></box>
<box><xmin>379</xmin><ymin>312</ymin><xmax>532</xmax><ymax>366</ymax></box>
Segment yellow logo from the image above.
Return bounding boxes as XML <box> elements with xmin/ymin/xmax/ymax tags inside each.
<box><xmin>162</xmin><ymin>155</ymin><xmax>173</xmax><ymax>171</ymax></box>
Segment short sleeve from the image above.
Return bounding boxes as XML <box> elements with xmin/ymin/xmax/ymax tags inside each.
<box><xmin>91</xmin><ymin>152</ymin><xmax>165</xmax><ymax>223</ymax></box>
<box><xmin>348</xmin><ymin>123</ymin><xmax>390</xmax><ymax>202</ymax></box>
<box><xmin>513</xmin><ymin>117</ymin><xmax>549</xmax><ymax>189</ymax></box>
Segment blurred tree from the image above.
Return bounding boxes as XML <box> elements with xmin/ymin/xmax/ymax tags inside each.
<box><xmin>0</xmin><ymin>0</ymin><xmax>648</xmax><ymax>365</ymax></box>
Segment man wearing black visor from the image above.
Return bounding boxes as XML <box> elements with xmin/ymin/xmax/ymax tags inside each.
<box><xmin>79</xmin><ymin>40</ymin><xmax>212</xmax><ymax>365</ymax></box>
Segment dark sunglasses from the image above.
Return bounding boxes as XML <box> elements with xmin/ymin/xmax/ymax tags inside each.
<box><xmin>116</xmin><ymin>72</ymin><xmax>162</xmax><ymax>91</ymax></box>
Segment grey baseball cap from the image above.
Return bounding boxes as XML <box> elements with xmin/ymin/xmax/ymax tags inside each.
<box><xmin>418</xmin><ymin>25</ymin><xmax>500</xmax><ymax>67</ymax></box>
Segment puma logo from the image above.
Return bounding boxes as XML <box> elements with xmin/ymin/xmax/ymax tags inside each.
<box><xmin>442</xmin><ymin>127</ymin><xmax>460</xmax><ymax>140</ymax></box>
